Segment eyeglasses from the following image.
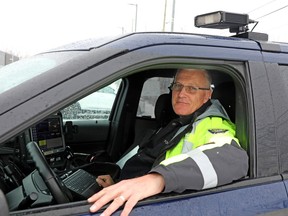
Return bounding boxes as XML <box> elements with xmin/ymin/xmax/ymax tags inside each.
<box><xmin>169</xmin><ymin>82</ymin><xmax>211</xmax><ymax>94</ymax></box>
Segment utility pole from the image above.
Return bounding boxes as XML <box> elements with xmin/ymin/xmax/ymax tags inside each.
<box><xmin>129</xmin><ymin>3</ymin><xmax>138</xmax><ymax>32</ymax></box>
<box><xmin>162</xmin><ymin>0</ymin><xmax>167</xmax><ymax>31</ymax></box>
<box><xmin>171</xmin><ymin>0</ymin><xmax>176</xmax><ymax>31</ymax></box>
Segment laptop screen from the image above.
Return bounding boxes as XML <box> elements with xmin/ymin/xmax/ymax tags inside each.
<box><xmin>30</xmin><ymin>115</ymin><xmax>66</xmax><ymax>155</ymax></box>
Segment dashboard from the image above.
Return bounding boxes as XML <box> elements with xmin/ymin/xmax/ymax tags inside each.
<box><xmin>0</xmin><ymin>114</ymin><xmax>120</xmax><ymax>211</ymax></box>
<box><xmin>0</xmin><ymin>115</ymin><xmax>68</xmax><ymax>194</ymax></box>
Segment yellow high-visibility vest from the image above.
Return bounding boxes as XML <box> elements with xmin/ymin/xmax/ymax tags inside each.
<box><xmin>165</xmin><ymin>117</ymin><xmax>239</xmax><ymax>159</ymax></box>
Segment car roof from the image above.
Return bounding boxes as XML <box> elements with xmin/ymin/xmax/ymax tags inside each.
<box><xmin>47</xmin><ymin>32</ymin><xmax>261</xmax><ymax>53</ymax></box>
<box><xmin>46</xmin><ymin>32</ymin><xmax>288</xmax><ymax>54</ymax></box>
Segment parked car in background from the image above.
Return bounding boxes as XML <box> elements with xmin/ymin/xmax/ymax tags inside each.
<box><xmin>62</xmin><ymin>85</ymin><xmax>118</xmax><ymax>120</ymax></box>
<box><xmin>1</xmin><ymin>11</ymin><xmax>288</xmax><ymax>216</ymax></box>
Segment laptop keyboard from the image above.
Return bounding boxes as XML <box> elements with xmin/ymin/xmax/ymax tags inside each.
<box><xmin>62</xmin><ymin>169</ymin><xmax>99</xmax><ymax>198</ymax></box>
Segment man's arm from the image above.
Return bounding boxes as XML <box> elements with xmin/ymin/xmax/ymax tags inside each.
<box><xmin>150</xmin><ymin>138</ymin><xmax>249</xmax><ymax>193</ymax></box>
<box><xmin>88</xmin><ymin>173</ymin><xmax>165</xmax><ymax>216</ymax></box>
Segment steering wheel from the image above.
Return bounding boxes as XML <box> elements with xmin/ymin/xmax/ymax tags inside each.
<box><xmin>26</xmin><ymin>141</ymin><xmax>71</xmax><ymax>204</ymax></box>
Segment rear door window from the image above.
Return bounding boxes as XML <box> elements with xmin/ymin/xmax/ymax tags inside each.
<box><xmin>137</xmin><ymin>77</ymin><xmax>173</xmax><ymax>118</ymax></box>
<box><xmin>61</xmin><ymin>80</ymin><xmax>121</xmax><ymax>120</ymax></box>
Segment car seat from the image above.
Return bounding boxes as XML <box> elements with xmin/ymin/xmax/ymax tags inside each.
<box><xmin>154</xmin><ymin>93</ymin><xmax>178</xmax><ymax>128</ymax></box>
<box><xmin>117</xmin><ymin>92</ymin><xmax>177</xmax><ymax>168</ymax></box>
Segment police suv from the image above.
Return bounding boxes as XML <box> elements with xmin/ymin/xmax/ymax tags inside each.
<box><xmin>0</xmin><ymin>11</ymin><xmax>288</xmax><ymax>216</ymax></box>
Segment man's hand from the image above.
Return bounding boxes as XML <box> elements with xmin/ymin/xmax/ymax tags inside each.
<box><xmin>88</xmin><ymin>173</ymin><xmax>165</xmax><ymax>216</ymax></box>
<box><xmin>96</xmin><ymin>175</ymin><xmax>115</xmax><ymax>188</ymax></box>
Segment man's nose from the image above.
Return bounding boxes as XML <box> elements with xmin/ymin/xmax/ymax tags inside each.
<box><xmin>178</xmin><ymin>86</ymin><xmax>187</xmax><ymax>95</ymax></box>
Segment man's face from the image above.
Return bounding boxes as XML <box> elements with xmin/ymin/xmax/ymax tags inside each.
<box><xmin>172</xmin><ymin>69</ymin><xmax>212</xmax><ymax>116</ymax></box>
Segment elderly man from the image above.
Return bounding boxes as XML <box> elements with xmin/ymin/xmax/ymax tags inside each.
<box><xmin>88</xmin><ymin>68</ymin><xmax>249</xmax><ymax>216</ymax></box>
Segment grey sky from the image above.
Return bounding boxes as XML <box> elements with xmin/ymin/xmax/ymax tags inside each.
<box><xmin>0</xmin><ymin>0</ymin><xmax>287</xmax><ymax>56</ymax></box>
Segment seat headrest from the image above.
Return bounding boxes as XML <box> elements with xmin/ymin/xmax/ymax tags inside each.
<box><xmin>154</xmin><ymin>93</ymin><xmax>177</xmax><ymax>127</ymax></box>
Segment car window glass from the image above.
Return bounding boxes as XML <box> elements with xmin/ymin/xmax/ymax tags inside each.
<box><xmin>137</xmin><ymin>77</ymin><xmax>173</xmax><ymax>118</ymax></box>
<box><xmin>0</xmin><ymin>52</ymin><xmax>82</xmax><ymax>94</ymax></box>
<box><xmin>61</xmin><ymin>80</ymin><xmax>121</xmax><ymax>120</ymax></box>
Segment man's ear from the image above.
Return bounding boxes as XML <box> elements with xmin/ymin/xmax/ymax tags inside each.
<box><xmin>206</xmin><ymin>90</ymin><xmax>213</xmax><ymax>101</ymax></box>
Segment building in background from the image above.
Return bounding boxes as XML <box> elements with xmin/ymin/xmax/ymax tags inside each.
<box><xmin>0</xmin><ymin>51</ymin><xmax>19</xmax><ymax>68</ymax></box>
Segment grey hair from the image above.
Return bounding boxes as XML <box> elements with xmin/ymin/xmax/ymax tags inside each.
<box><xmin>174</xmin><ymin>68</ymin><xmax>212</xmax><ymax>87</ymax></box>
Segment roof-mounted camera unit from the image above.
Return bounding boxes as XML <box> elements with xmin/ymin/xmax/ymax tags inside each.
<box><xmin>194</xmin><ymin>11</ymin><xmax>268</xmax><ymax>41</ymax></box>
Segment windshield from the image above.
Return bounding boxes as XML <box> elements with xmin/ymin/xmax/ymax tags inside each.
<box><xmin>0</xmin><ymin>51</ymin><xmax>82</xmax><ymax>94</ymax></box>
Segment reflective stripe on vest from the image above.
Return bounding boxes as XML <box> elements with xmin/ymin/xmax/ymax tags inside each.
<box><xmin>161</xmin><ymin>116</ymin><xmax>238</xmax><ymax>189</ymax></box>
<box><xmin>160</xmin><ymin>148</ymin><xmax>218</xmax><ymax>189</ymax></box>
